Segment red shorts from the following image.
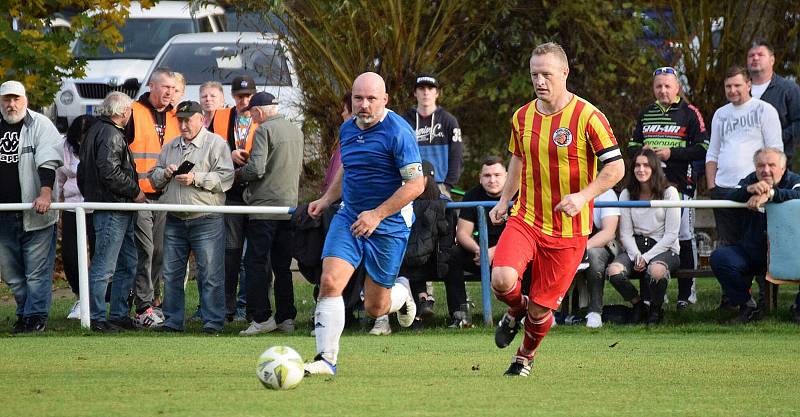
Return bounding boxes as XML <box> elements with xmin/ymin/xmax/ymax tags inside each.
<box><xmin>493</xmin><ymin>216</ymin><xmax>587</xmax><ymax>310</ymax></box>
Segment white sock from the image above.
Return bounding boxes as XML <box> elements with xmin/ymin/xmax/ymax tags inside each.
<box><xmin>389</xmin><ymin>277</ymin><xmax>411</xmax><ymax>313</ymax></box>
<box><xmin>314</xmin><ymin>296</ymin><xmax>344</xmax><ymax>364</ymax></box>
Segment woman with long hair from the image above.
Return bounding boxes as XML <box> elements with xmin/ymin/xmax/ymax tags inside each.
<box><xmin>605</xmin><ymin>148</ymin><xmax>680</xmax><ymax>324</ymax></box>
<box><xmin>57</xmin><ymin>114</ymin><xmax>98</xmax><ymax>319</ymax></box>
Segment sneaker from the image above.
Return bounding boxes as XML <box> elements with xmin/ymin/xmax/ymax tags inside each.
<box><xmin>202</xmin><ymin>327</ymin><xmax>221</xmax><ymax>335</ymax></box>
<box><xmin>630</xmin><ymin>301</ymin><xmax>648</xmax><ymax>324</ymax></box>
<box><xmin>395</xmin><ymin>277</ymin><xmax>416</xmax><ymax>328</ymax></box>
<box><xmin>24</xmin><ymin>316</ymin><xmax>47</xmax><ymax>333</ymax></box>
<box><xmin>154</xmin><ymin>325</ymin><xmax>182</xmax><ymax>333</ymax></box>
<box><xmin>277</xmin><ymin>319</ymin><xmax>295</xmax><ymax>333</ymax></box>
<box><xmin>790</xmin><ymin>304</ymin><xmax>800</xmax><ymax>325</ymax></box>
<box><xmin>495</xmin><ymin>313</ymin><xmax>521</xmax><ymax>349</ymax></box>
<box><xmin>189</xmin><ymin>308</ymin><xmax>202</xmax><ymax>322</ymax></box>
<box><xmin>234</xmin><ymin>307</ymin><xmax>247</xmax><ymax>322</ymax></box>
<box><xmin>410</xmin><ymin>317</ymin><xmax>424</xmax><ymax>331</ymax></box>
<box><xmin>503</xmin><ymin>356</ymin><xmax>532</xmax><ymax>377</ymax></box>
<box><xmin>676</xmin><ymin>300</ymin><xmax>690</xmax><ymax>311</ymax></box>
<box><xmin>418</xmin><ymin>298</ymin><xmax>435</xmax><ymax>318</ymax></box>
<box><xmin>151</xmin><ymin>306</ymin><xmax>165</xmax><ymax>321</ymax></box>
<box><xmin>239</xmin><ymin>317</ymin><xmax>277</xmax><ymax>336</ymax></box>
<box><xmin>728</xmin><ymin>305</ymin><xmax>762</xmax><ymax>324</ymax></box>
<box><xmin>134</xmin><ymin>307</ymin><xmax>164</xmax><ymax>328</ymax></box>
<box><xmin>67</xmin><ymin>300</ymin><xmax>81</xmax><ymax>320</ymax></box>
<box><xmin>304</xmin><ymin>353</ymin><xmax>337</xmax><ymax>376</ymax></box>
<box><xmin>585</xmin><ymin>312</ymin><xmax>603</xmax><ymax>329</ymax></box>
<box><xmin>448</xmin><ymin>310</ymin><xmax>473</xmax><ymax>329</ymax></box>
<box><xmin>368</xmin><ymin>315</ymin><xmax>392</xmax><ymax>335</ymax></box>
<box><xmin>109</xmin><ymin>317</ymin><xmax>137</xmax><ymax>331</ymax></box>
<box><xmin>647</xmin><ymin>307</ymin><xmax>664</xmax><ymax>324</ymax></box>
<box><xmin>688</xmin><ymin>280</ymin><xmax>698</xmax><ymax>304</ymax></box>
<box><xmin>90</xmin><ymin>320</ymin><xmax>120</xmax><ymax>334</ymax></box>
<box><xmin>11</xmin><ymin>316</ymin><xmax>26</xmax><ymax>334</ymax></box>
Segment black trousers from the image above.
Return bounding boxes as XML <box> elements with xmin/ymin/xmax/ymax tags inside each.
<box><xmin>61</xmin><ymin>211</ymin><xmax>95</xmax><ymax>295</ymax></box>
<box><xmin>244</xmin><ymin>219</ymin><xmax>295</xmax><ymax>323</ymax></box>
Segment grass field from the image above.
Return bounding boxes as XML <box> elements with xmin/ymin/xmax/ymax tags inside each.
<box><xmin>1</xmin><ymin>279</ymin><xmax>799</xmax><ymax>417</ymax></box>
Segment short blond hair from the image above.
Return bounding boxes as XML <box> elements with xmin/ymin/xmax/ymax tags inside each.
<box><xmin>174</xmin><ymin>72</ymin><xmax>186</xmax><ymax>87</ymax></box>
<box><xmin>532</xmin><ymin>42</ymin><xmax>569</xmax><ymax>70</ymax></box>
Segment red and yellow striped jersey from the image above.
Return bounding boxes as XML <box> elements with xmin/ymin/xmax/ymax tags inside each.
<box><xmin>508</xmin><ymin>94</ymin><xmax>621</xmax><ymax>237</ymax></box>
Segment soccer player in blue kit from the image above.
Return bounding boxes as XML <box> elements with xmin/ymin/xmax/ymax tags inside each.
<box><xmin>304</xmin><ymin>72</ymin><xmax>425</xmax><ymax>376</ymax></box>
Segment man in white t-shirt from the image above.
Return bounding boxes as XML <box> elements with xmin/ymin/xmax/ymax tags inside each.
<box><xmin>705</xmin><ymin>65</ymin><xmax>782</xmax><ymax>246</ymax></box>
<box><xmin>572</xmin><ymin>189</ymin><xmax>620</xmax><ymax>328</ymax></box>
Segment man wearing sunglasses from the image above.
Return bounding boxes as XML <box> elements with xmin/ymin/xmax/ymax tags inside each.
<box><xmin>628</xmin><ymin>66</ymin><xmax>709</xmax><ymax>310</ymax></box>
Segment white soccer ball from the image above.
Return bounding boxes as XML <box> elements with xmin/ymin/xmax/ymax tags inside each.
<box><xmin>256</xmin><ymin>346</ymin><xmax>304</xmax><ymax>390</ymax></box>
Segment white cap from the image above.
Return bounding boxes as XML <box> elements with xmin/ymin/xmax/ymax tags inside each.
<box><xmin>0</xmin><ymin>81</ymin><xmax>26</xmax><ymax>97</ymax></box>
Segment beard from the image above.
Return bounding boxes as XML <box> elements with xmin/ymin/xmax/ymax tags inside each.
<box><xmin>1</xmin><ymin>106</ymin><xmax>25</xmax><ymax>124</ymax></box>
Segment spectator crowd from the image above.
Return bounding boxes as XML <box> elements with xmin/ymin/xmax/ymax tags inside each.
<box><xmin>1</xmin><ymin>39</ymin><xmax>799</xmax><ymax>335</ymax></box>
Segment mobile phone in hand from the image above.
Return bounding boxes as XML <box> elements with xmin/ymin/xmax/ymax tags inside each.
<box><xmin>174</xmin><ymin>160</ymin><xmax>195</xmax><ymax>176</ymax></box>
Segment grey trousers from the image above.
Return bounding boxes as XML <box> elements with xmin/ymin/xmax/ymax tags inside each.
<box><xmin>134</xmin><ymin>201</ymin><xmax>166</xmax><ymax>311</ymax></box>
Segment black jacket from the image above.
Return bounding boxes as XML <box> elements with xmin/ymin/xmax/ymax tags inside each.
<box><xmin>402</xmin><ymin>199</ymin><xmax>453</xmax><ymax>278</ymax></box>
<box><xmin>728</xmin><ymin>170</ymin><xmax>800</xmax><ymax>261</ymax></box>
<box><xmin>78</xmin><ymin>116</ymin><xmax>141</xmax><ymax>203</ymax></box>
<box><xmin>759</xmin><ymin>74</ymin><xmax>800</xmax><ymax>159</ymax></box>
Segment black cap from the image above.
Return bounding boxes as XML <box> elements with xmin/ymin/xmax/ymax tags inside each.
<box><xmin>421</xmin><ymin>160</ymin><xmax>435</xmax><ymax>177</ymax></box>
<box><xmin>231</xmin><ymin>75</ymin><xmax>256</xmax><ymax>95</ymax></box>
<box><xmin>242</xmin><ymin>92</ymin><xmax>278</xmax><ymax>111</ymax></box>
<box><xmin>414</xmin><ymin>74</ymin><xmax>439</xmax><ymax>89</ymax></box>
<box><xmin>175</xmin><ymin>100</ymin><xmax>203</xmax><ymax>118</ymax></box>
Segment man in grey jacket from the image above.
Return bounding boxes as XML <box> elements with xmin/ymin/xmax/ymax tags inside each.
<box><xmin>236</xmin><ymin>92</ymin><xmax>304</xmax><ymax>336</ymax></box>
<box><xmin>78</xmin><ymin>91</ymin><xmax>146</xmax><ymax>332</ymax></box>
<box><xmin>149</xmin><ymin>100</ymin><xmax>234</xmax><ymax>333</ymax></box>
<box><xmin>0</xmin><ymin>80</ymin><xmax>63</xmax><ymax>333</ymax></box>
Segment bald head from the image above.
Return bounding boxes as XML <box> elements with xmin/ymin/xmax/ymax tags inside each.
<box><xmin>351</xmin><ymin>72</ymin><xmax>389</xmax><ymax>129</ymax></box>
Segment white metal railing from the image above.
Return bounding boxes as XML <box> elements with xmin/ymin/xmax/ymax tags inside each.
<box><xmin>0</xmin><ymin>199</ymin><xmax>748</xmax><ymax>328</ymax></box>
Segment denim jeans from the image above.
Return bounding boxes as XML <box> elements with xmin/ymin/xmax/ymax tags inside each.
<box><xmin>710</xmin><ymin>244</ymin><xmax>766</xmax><ymax>306</ymax></box>
<box><xmin>0</xmin><ymin>213</ymin><xmax>56</xmax><ymax>319</ymax></box>
<box><xmin>244</xmin><ymin>219</ymin><xmax>295</xmax><ymax>323</ymax></box>
<box><xmin>89</xmin><ymin>211</ymin><xmax>137</xmax><ymax>322</ymax></box>
<box><xmin>162</xmin><ymin>214</ymin><xmax>226</xmax><ymax>331</ymax></box>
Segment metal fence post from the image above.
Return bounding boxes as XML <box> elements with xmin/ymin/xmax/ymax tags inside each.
<box><xmin>75</xmin><ymin>207</ymin><xmax>91</xmax><ymax>328</ymax></box>
<box><xmin>476</xmin><ymin>206</ymin><xmax>493</xmax><ymax>325</ymax></box>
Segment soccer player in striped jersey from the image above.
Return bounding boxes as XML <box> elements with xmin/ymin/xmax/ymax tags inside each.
<box><xmin>489</xmin><ymin>42</ymin><xmax>625</xmax><ymax>377</ymax></box>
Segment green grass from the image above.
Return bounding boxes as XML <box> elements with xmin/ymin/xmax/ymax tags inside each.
<box><xmin>1</xmin><ymin>279</ymin><xmax>799</xmax><ymax>417</ymax></box>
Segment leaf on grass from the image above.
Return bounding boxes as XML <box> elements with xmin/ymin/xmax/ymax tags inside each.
<box><xmin>609</xmin><ymin>341</ymin><xmax>620</xmax><ymax>348</ymax></box>
<box><xmin>471</xmin><ymin>364</ymin><xmax>480</xmax><ymax>371</ymax></box>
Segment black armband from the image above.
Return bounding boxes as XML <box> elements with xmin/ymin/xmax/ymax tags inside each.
<box><xmin>38</xmin><ymin>167</ymin><xmax>56</xmax><ymax>189</ymax></box>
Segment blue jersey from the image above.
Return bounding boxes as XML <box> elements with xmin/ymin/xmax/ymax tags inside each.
<box><xmin>339</xmin><ymin>110</ymin><xmax>421</xmax><ymax>235</ymax></box>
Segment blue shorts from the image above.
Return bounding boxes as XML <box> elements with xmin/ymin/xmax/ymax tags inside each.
<box><xmin>321</xmin><ymin>211</ymin><xmax>410</xmax><ymax>288</ymax></box>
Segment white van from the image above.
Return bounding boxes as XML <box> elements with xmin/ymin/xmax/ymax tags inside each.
<box><xmin>137</xmin><ymin>32</ymin><xmax>303</xmax><ymax>126</ymax></box>
<box><xmin>53</xmin><ymin>1</ymin><xmax>224</xmax><ymax>131</ymax></box>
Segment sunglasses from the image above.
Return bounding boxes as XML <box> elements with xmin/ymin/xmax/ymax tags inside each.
<box><xmin>653</xmin><ymin>67</ymin><xmax>678</xmax><ymax>77</ymax></box>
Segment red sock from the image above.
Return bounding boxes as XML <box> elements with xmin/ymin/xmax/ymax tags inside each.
<box><xmin>494</xmin><ymin>280</ymin><xmax>526</xmax><ymax>317</ymax></box>
<box><xmin>516</xmin><ymin>310</ymin><xmax>553</xmax><ymax>360</ymax></box>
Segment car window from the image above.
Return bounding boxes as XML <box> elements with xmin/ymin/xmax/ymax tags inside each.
<box><xmin>75</xmin><ymin>18</ymin><xmax>197</xmax><ymax>60</ymax></box>
<box><xmin>154</xmin><ymin>42</ymin><xmax>292</xmax><ymax>86</ymax></box>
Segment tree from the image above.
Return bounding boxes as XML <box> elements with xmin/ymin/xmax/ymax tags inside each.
<box><xmin>234</xmin><ymin>0</ymin><xmax>509</xmax><ymax>178</ymax></box>
<box><xmin>0</xmin><ymin>1</ymin><xmax>153</xmax><ymax>109</ymax></box>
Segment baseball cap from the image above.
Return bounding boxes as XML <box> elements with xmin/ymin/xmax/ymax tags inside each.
<box><xmin>414</xmin><ymin>74</ymin><xmax>439</xmax><ymax>89</ymax></box>
<box><xmin>0</xmin><ymin>81</ymin><xmax>26</xmax><ymax>97</ymax></box>
<box><xmin>175</xmin><ymin>100</ymin><xmax>203</xmax><ymax>118</ymax></box>
<box><xmin>421</xmin><ymin>160</ymin><xmax>435</xmax><ymax>177</ymax></box>
<box><xmin>231</xmin><ymin>75</ymin><xmax>257</xmax><ymax>95</ymax></box>
<box><xmin>242</xmin><ymin>92</ymin><xmax>278</xmax><ymax>111</ymax></box>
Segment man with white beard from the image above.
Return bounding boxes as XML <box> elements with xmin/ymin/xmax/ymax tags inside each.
<box><xmin>0</xmin><ymin>80</ymin><xmax>63</xmax><ymax>333</ymax></box>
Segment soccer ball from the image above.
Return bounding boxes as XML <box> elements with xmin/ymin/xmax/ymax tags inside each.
<box><xmin>256</xmin><ymin>346</ymin><xmax>304</xmax><ymax>390</ymax></box>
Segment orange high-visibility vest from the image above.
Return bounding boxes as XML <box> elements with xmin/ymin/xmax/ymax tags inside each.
<box><xmin>211</xmin><ymin>107</ymin><xmax>257</xmax><ymax>153</ymax></box>
<box><xmin>129</xmin><ymin>101</ymin><xmax>180</xmax><ymax>193</ymax></box>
